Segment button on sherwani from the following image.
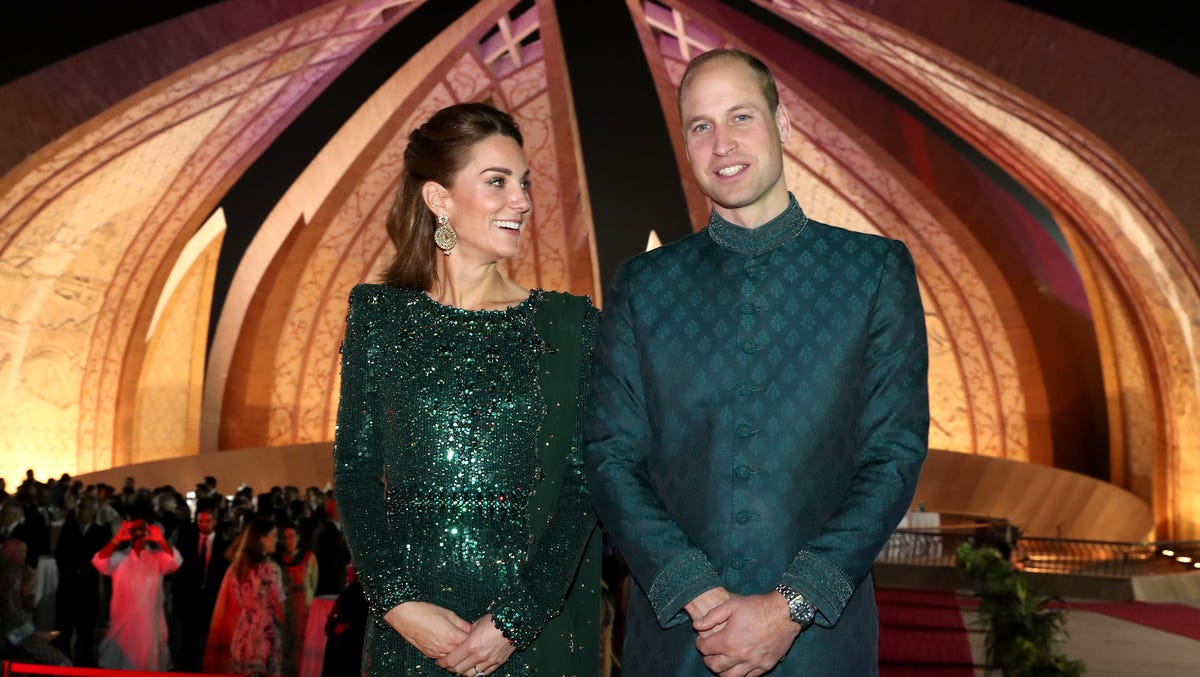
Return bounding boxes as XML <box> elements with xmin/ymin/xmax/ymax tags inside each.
<box><xmin>584</xmin><ymin>195</ymin><xmax>929</xmax><ymax>675</ymax></box>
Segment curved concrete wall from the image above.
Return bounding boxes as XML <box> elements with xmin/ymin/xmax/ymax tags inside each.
<box><xmin>913</xmin><ymin>449</ymin><xmax>1154</xmax><ymax>541</ymax></box>
<box><xmin>76</xmin><ymin>444</ymin><xmax>1154</xmax><ymax>543</ymax></box>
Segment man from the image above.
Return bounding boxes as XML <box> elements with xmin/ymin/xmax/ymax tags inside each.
<box><xmin>584</xmin><ymin>49</ymin><xmax>929</xmax><ymax>676</ymax></box>
<box><xmin>92</xmin><ymin>512</ymin><xmax>183</xmax><ymax>670</ymax></box>
<box><xmin>314</xmin><ymin>495</ymin><xmax>349</xmax><ymax>596</ymax></box>
<box><xmin>0</xmin><ymin>497</ymin><xmax>48</xmax><ymax>568</ymax></box>
<box><xmin>53</xmin><ymin>495</ymin><xmax>112</xmax><ymax>666</ymax></box>
<box><xmin>93</xmin><ymin>485</ymin><xmax>122</xmax><ymax>534</ymax></box>
<box><xmin>168</xmin><ymin>499</ymin><xmax>229</xmax><ymax>672</ymax></box>
<box><xmin>321</xmin><ymin>564</ymin><xmax>366</xmax><ymax>677</ymax></box>
<box><xmin>49</xmin><ymin>474</ymin><xmax>71</xmax><ymax>515</ymax></box>
<box><xmin>0</xmin><ymin>537</ymin><xmax>70</xmax><ymax>667</ymax></box>
<box><xmin>153</xmin><ymin>489</ymin><xmax>183</xmax><ymax>542</ymax></box>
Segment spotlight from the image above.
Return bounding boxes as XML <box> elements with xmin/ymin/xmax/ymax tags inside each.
<box><xmin>1161</xmin><ymin>549</ymin><xmax>1175</xmax><ymax>557</ymax></box>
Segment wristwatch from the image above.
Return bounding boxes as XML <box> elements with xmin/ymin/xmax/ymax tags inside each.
<box><xmin>774</xmin><ymin>584</ymin><xmax>817</xmax><ymax>629</ymax></box>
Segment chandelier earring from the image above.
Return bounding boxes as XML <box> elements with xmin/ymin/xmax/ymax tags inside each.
<box><xmin>433</xmin><ymin>213</ymin><xmax>457</xmax><ymax>255</ymax></box>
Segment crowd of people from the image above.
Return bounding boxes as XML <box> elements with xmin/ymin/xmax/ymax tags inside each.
<box><xmin>0</xmin><ymin>470</ymin><xmax>364</xmax><ymax>676</ymax></box>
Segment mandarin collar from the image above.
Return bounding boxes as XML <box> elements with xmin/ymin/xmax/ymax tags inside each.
<box><xmin>706</xmin><ymin>193</ymin><xmax>810</xmax><ymax>257</ymax></box>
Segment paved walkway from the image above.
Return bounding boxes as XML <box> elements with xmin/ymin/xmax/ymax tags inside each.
<box><xmin>969</xmin><ymin>603</ymin><xmax>1200</xmax><ymax>676</ymax></box>
<box><xmin>880</xmin><ymin>587</ymin><xmax>1200</xmax><ymax>675</ymax></box>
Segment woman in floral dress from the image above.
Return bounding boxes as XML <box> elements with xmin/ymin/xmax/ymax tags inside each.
<box><xmin>230</xmin><ymin>517</ymin><xmax>287</xmax><ymax>676</ymax></box>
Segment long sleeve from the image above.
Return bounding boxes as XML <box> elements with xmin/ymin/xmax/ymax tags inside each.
<box><xmin>92</xmin><ymin>548</ymin><xmax>124</xmax><ymax>575</ymax></box>
<box><xmin>779</xmin><ymin>239</ymin><xmax>929</xmax><ymax>625</ymax></box>
<box><xmin>304</xmin><ymin>553</ymin><xmax>318</xmax><ymax>604</ymax></box>
<box><xmin>332</xmin><ymin>286</ymin><xmax>418</xmax><ymax>621</ymax></box>
<box><xmin>156</xmin><ymin>546</ymin><xmax>183</xmax><ymax>575</ymax></box>
<box><xmin>584</xmin><ymin>263</ymin><xmax>722</xmax><ymax>628</ymax></box>
<box><xmin>489</xmin><ymin>302</ymin><xmax>601</xmax><ymax>648</ymax></box>
<box><xmin>269</xmin><ymin>562</ymin><xmax>287</xmax><ymax>622</ymax></box>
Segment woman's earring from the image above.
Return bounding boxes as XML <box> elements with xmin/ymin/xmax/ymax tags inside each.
<box><xmin>433</xmin><ymin>213</ymin><xmax>457</xmax><ymax>255</ymax></box>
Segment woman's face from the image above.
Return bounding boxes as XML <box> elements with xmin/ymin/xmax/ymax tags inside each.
<box><xmin>262</xmin><ymin>529</ymin><xmax>277</xmax><ymax>553</ymax></box>
<box><xmin>438</xmin><ymin>134</ymin><xmax>532</xmax><ymax>263</ymax></box>
<box><xmin>283</xmin><ymin>527</ymin><xmax>298</xmax><ymax>553</ymax></box>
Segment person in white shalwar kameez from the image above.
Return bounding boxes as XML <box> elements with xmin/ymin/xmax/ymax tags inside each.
<box><xmin>92</xmin><ymin>517</ymin><xmax>182</xmax><ymax>670</ymax></box>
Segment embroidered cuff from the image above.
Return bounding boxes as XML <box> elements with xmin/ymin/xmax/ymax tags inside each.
<box><xmin>489</xmin><ymin>580</ymin><xmax>560</xmax><ymax>650</ymax></box>
<box><xmin>780</xmin><ymin>549</ymin><xmax>853</xmax><ymax>625</ymax></box>
<box><xmin>647</xmin><ymin>547</ymin><xmax>722</xmax><ymax>628</ymax></box>
<box><xmin>361</xmin><ymin>573</ymin><xmax>420</xmax><ymax>628</ymax></box>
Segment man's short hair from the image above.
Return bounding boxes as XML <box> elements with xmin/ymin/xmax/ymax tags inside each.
<box><xmin>195</xmin><ymin>497</ymin><xmax>217</xmax><ymax>515</ymax></box>
<box><xmin>0</xmin><ymin>499</ymin><xmax>23</xmax><ymax>521</ymax></box>
<box><xmin>677</xmin><ymin>47</ymin><xmax>780</xmax><ymax>114</ymax></box>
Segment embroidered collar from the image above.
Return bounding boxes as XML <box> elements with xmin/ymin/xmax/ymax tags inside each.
<box><xmin>706</xmin><ymin>193</ymin><xmax>810</xmax><ymax>257</ymax></box>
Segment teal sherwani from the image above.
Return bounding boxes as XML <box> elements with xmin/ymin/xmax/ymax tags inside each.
<box><xmin>584</xmin><ymin>195</ymin><xmax>928</xmax><ymax>675</ymax></box>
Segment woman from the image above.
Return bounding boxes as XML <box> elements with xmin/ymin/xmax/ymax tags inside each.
<box><xmin>229</xmin><ymin>517</ymin><xmax>287</xmax><ymax>676</ymax></box>
<box><xmin>275</xmin><ymin>522</ymin><xmax>319</xmax><ymax>675</ymax></box>
<box><xmin>333</xmin><ymin>102</ymin><xmax>600</xmax><ymax>676</ymax></box>
<box><xmin>202</xmin><ymin>522</ymin><xmax>254</xmax><ymax>673</ymax></box>
<box><xmin>202</xmin><ymin>530</ymin><xmax>240</xmax><ymax>673</ymax></box>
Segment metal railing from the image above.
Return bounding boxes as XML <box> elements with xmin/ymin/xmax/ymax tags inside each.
<box><xmin>1017</xmin><ymin>537</ymin><xmax>1200</xmax><ymax>577</ymax></box>
<box><xmin>875</xmin><ymin>513</ymin><xmax>1200</xmax><ymax>578</ymax></box>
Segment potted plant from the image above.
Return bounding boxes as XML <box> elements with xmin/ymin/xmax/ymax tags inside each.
<box><xmin>956</xmin><ymin>541</ymin><xmax>1085</xmax><ymax>676</ymax></box>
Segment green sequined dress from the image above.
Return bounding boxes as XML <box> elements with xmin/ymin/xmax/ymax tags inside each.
<box><xmin>333</xmin><ymin>284</ymin><xmax>601</xmax><ymax>676</ymax></box>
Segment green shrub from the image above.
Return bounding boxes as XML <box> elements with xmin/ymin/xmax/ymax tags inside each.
<box><xmin>956</xmin><ymin>542</ymin><xmax>1085</xmax><ymax>676</ymax></box>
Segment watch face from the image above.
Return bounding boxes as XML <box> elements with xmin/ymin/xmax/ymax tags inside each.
<box><xmin>795</xmin><ymin>603</ymin><xmax>815</xmax><ymax>626</ymax></box>
<box><xmin>787</xmin><ymin>597</ymin><xmax>815</xmax><ymax>626</ymax></box>
<box><xmin>776</xmin><ymin>584</ymin><xmax>816</xmax><ymax>627</ymax></box>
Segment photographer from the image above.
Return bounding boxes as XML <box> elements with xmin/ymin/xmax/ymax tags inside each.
<box><xmin>92</xmin><ymin>509</ymin><xmax>182</xmax><ymax>670</ymax></box>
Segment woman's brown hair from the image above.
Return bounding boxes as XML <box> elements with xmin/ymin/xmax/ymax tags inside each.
<box><xmin>234</xmin><ymin>516</ymin><xmax>277</xmax><ymax>581</ymax></box>
<box><xmin>382</xmin><ymin>102</ymin><xmax>524</xmax><ymax>290</ymax></box>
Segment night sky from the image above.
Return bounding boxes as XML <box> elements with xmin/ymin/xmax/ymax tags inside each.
<box><xmin>2</xmin><ymin>1</ymin><xmax>1196</xmax><ymax>87</ymax></box>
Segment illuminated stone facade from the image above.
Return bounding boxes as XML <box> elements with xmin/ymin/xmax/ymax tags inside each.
<box><xmin>0</xmin><ymin>0</ymin><xmax>1196</xmax><ymax>537</ymax></box>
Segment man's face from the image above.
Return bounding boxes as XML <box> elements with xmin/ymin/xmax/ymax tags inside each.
<box><xmin>78</xmin><ymin>500</ymin><xmax>97</xmax><ymax>525</ymax></box>
<box><xmin>129</xmin><ymin>519</ymin><xmax>148</xmax><ymax>541</ymax></box>
<box><xmin>680</xmin><ymin>58</ymin><xmax>790</xmax><ymax>225</ymax></box>
<box><xmin>196</xmin><ymin>511</ymin><xmax>215</xmax><ymax>536</ymax></box>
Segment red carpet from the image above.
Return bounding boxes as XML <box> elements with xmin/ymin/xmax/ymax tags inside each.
<box><xmin>876</xmin><ymin>587</ymin><xmax>975</xmax><ymax>676</ymax></box>
<box><xmin>959</xmin><ymin>593</ymin><xmax>1200</xmax><ymax>641</ymax></box>
<box><xmin>1067</xmin><ymin>600</ymin><xmax>1200</xmax><ymax>641</ymax></box>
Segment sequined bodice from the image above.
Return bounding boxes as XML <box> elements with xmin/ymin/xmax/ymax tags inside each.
<box><xmin>375</xmin><ymin>290</ymin><xmax>546</xmax><ymax>609</ymax></box>
<box><xmin>335</xmin><ymin>285</ymin><xmax>601</xmax><ymax>676</ymax></box>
